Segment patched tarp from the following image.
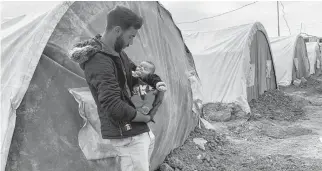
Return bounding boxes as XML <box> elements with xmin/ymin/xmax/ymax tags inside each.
<box><xmin>270</xmin><ymin>35</ymin><xmax>310</xmax><ymax>86</ymax></box>
<box><xmin>183</xmin><ymin>22</ymin><xmax>277</xmax><ymax>113</ymax></box>
<box><xmin>306</xmin><ymin>42</ymin><xmax>322</xmax><ymax>75</ymax></box>
<box><xmin>2</xmin><ymin>1</ymin><xmax>199</xmax><ymax>171</ymax></box>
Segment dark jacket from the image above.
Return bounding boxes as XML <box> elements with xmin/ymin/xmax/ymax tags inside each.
<box><xmin>69</xmin><ymin>35</ymin><xmax>162</xmax><ymax>139</ymax></box>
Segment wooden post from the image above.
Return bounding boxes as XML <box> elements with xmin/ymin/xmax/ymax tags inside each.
<box><xmin>277</xmin><ymin>1</ymin><xmax>280</xmax><ymax>36</ymax></box>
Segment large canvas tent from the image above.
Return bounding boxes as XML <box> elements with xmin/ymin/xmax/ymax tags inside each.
<box><xmin>1</xmin><ymin>2</ymin><xmax>200</xmax><ymax>171</ymax></box>
<box><xmin>183</xmin><ymin>22</ymin><xmax>278</xmax><ymax>113</ymax></box>
<box><xmin>270</xmin><ymin>35</ymin><xmax>310</xmax><ymax>86</ymax></box>
<box><xmin>306</xmin><ymin>42</ymin><xmax>322</xmax><ymax>75</ymax></box>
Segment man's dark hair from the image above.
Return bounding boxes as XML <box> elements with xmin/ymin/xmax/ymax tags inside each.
<box><xmin>145</xmin><ymin>61</ymin><xmax>155</xmax><ymax>74</ymax></box>
<box><xmin>107</xmin><ymin>6</ymin><xmax>143</xmax><ymax>31</ymax></box>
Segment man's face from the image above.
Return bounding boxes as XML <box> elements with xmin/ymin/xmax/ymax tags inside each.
<box><xmin>114</xmin><ymin>26</ymin><xmax>138</xmax><ymax>53</ymax></box>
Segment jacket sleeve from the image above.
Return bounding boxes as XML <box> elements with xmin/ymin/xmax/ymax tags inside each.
<box><xmin>142</xmin><ymin>74</ymin><xmax>163</xmax><ymax>89</ymax></box>
<box><xmin>86</xmin><ymin>54</ymin><xmax>137</xmax><ymax>122</ymax></box>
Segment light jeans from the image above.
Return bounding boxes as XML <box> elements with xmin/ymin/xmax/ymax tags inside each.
<box><xmin>103</xmin><ymin>130</ymin><xmax>155</xmax><ymax>171</ymax></box>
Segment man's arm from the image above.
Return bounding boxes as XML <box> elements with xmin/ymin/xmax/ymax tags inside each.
<box><xmin>86</xmin><ymin>54</ymin><xmax>150</xmax><ymax>122</ymax></box>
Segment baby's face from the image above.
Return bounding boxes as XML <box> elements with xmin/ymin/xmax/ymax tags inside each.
<box><xmin>136</xmin><ymin>61</ymin><xmax>154</xmax><ymax>77</ymax></box>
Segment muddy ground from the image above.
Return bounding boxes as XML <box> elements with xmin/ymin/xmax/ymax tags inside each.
<box><xmin>158</xmin><ymin>75</ymin><xmax>322</xmax><ymax>171</ymax></box>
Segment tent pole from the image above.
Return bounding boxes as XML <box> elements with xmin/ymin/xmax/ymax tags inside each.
<box><xmin>277</xmin><ymin>1</ymin><xmax>280</xmax><ymax>36</ymax></box>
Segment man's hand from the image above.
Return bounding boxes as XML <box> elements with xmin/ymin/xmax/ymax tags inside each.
<box><xmin>156</xmin><ymin>82</ymin><xmax>167</xmax><ymax>92</ymax></box>
<box><xmin>137</xmin><ymin>106</ymin><xmax>150</xmax><ymax>115</ymax></box>
<box><xmin>132</xmin><ymin>71</ymin><xmax>140</xmax><ymax>78</ymax></box>
<box><xmin>157</xmin><ymin>86</ymin><xmax>167</xmax><ymax>92</ymax></box>
<box><xmin>132</xmin><ymin>111</ymin><xmax>153</xmax><ymax>123</ymax></box>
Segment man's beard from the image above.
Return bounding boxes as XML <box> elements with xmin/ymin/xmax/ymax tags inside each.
<box><xmin>114</xmin><ymin>35</ymin><xmax>126</xmax><ymax>53</ymax></box>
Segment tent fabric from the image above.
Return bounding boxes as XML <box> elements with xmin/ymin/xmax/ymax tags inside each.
<box><xmin>1</xmin><ymin>3</ymin><xmax>72</xmax><ymax>171</ymax></box>
<box><xmin>3</xmin><ymin>1</ymin><xmax>200</xmax><ymax>171</ymax></box>
<box><xmin>183</xmin><ymin>22</ymin><xmax>277</xmax><ymax>113</ymax></box>
<box><xmin>270</xmin><ymin>35</ymin><xmax>310</xmax><ymax>86</ymax></box>
<box><xmin>1</xmin><ymin>15</ymin><xmax>27</xmax><ymax>30</ymax></box>
<box><xmin>158</xmin><ymin>2</ymin><xmax>198</xmax><ymax>74</ymax></box>
<box><xmin>306</xmin><ymin>42</ymin><xmax>322</xmax><ymax>75</ymax></box>
<box><xmin>320</xmin><ymin>43</ymin><xmax>322</xmax><ymax>69</ymax></box>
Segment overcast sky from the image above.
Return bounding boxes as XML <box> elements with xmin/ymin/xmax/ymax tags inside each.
<box><xmin>1</xmin><ymin>1</ymin><xmax>321</xmax><ymax>37</ymax></box>
<box><xmin>160</xmin><ymin>1</ymin><xmax>322</xmax><ymax>38</ymax></box>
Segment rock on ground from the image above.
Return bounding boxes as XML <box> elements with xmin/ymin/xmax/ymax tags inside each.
<box><xmin>193</xmin><ymin>138</ymin><xmax>207</xmax><ymax>150</ymax></box>
<box><xmin>159</xmin><ymin>163</ymin><xmax>174</xmax><ymax>171</ymax></box>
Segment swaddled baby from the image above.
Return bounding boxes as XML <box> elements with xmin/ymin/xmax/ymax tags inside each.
<box><xmin>132</xmin><ymin>61</ymin><xmax>166</xmax><ymax>114</ymax></box>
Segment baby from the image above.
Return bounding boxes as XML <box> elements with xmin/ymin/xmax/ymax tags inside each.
<box><xmin>132</xmin><ymin>61</ymin><xmax>167</xmax><ymax>91</ymax></box>
<box><xmin>132</xmin><ymin>61</ymin><xmax>166</xmax><ymax>114</ymax></box>
<box><xmin>132</xmin><ymin>61</ymin><xmax>154</xmax><ymax>78</ymax></box>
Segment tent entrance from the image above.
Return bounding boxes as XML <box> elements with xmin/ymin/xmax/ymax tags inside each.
<box><xmin>293</xmin><ymin>38</ymin><xmax>309</xmax><ymax>79</ymax></box>
<box><xmin>247</xmin><ymin>31</ymin><xmax>277</xmax><ymax>101</ymax></box>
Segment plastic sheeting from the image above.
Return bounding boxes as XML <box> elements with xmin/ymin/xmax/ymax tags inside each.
<box><xmin>270</xmin><ymin>35</ymin><xmax>310</xmax><ymax>86</ymax></box>
<box><xmin>183</xmin><ymin>22</ymin><xmax>277</xmax><ymax>113</ymax></box>
<box><xmin>3</xmin><ymin>1</ymin><xmax>199</xmax><ymax>171</ymax></box>
<box><xmin>1</xmin><ymin>3</ymin><xmax>72</xmax><ymax>171</ymax></box>
<box><xmin>306</xmin><ymin>42</ymin><xmax>322</xmax><ymax>75</ymax></box>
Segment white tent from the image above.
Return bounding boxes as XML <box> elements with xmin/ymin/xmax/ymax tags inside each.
<box><xmin>183</xmin><ymin>22</ymin><xmax>278</xmax><ymax>113</ymax></box>
<box><xmin>1</xmin><ymin>2</ymin><xmax>199</xmax><ymax>171</ymax></box>
<box><xmin>270</xmin><ymin>35</ymin><xmax>310</xmax><ymax>86</ymax></box>
<box><xmin>306</xmin><ymin>42</ymin><xmax>322</xmax><ymax>75</ymax></box>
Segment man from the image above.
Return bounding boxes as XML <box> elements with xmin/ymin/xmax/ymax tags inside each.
<box><xmin>69</xmin><ymin>5</ymin><xmax>166</xmax><ymax>171</ymax></box>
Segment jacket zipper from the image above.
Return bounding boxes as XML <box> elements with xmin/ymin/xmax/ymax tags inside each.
<box><xmin>118</xmin><ymin>55</ymin><xmax>131</xmax><ymax>98</ymax></box>
<box><xmin>118</xmin><ymin>123</ymin><xmax>123</xmax><ymax>137</ymax></box>
<box><xmin>118</xmin><ymin>55</ymin><xmax>131</xmax><ymax>139</ymax></box>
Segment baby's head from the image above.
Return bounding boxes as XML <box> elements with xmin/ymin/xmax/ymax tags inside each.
<box><xmin>137</xmin><ymin>61</ymin><xmax>155</xmax><ymax>78</ymax></box>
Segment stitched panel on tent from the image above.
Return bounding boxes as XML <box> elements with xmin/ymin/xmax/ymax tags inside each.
<box><xmin>246</xmin><ymin>64</ymin><xmax>256</xmax><ymax>87</ymax></box>
<box><xmin>266</xmin><ymin>60</ymin><xmax>272</xmax><ymax>78</ymax></box>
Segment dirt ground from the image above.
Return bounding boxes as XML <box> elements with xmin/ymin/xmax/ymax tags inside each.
<box><xmin>158</xmin><ymin>74</ymin><xmax>322</xmax><ymax>171</ymax></box>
